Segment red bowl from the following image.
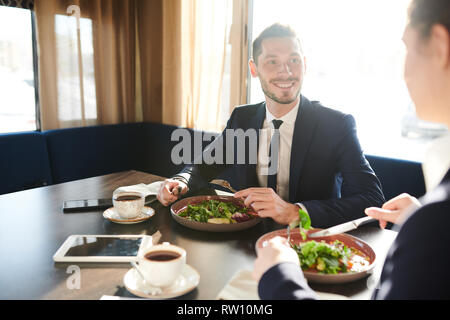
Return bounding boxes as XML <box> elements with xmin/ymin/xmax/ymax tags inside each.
<box><xmin>256</xmin><ymin>228</ymin><xmax>377</xmax><ymax>284</ymax></box>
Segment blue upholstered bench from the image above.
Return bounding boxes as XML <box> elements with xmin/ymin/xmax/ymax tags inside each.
<box><xmin>0</xmin><ymin>132</ymin><xmax>53</xmax><ymax>194</ymax></box>
<box><xmin>0</xmin><ymin>123</ymin><xmax>428</xmax><ymax>201</ymax></box>
<box><xmin>365</xmin><ymin>155</ymin><xmax>426</xmax><ymax>201</ymax></box>
<box><xmin>42</xmin><ymin>123</ymin><xmax>148</xmax><ymax>184</ymax></box>
<box><xmin>140</xmin><ymin>122</ymin><xmax>221</xmax><ymax>178</ymax></box>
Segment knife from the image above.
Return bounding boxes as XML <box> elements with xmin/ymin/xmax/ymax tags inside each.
<box><xmin>308</xmin><ymin>216</ymin><xmax>375</xmax><ymax>238</ymax></box>
<box><xmin>210</xmin><ymin>179</ymin><xmax>237</xmax><ymax>194</ymax></box>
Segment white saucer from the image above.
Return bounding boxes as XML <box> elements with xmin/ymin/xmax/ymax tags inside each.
<box><xmin>103</xmin><ymin>206</ymin><xmax>155</xmax><ymax>224</ymax></box>
<box><xmin>124</xmin><ymin>264</ymin><xmax>200</xmax><ymax>299</ymax></box>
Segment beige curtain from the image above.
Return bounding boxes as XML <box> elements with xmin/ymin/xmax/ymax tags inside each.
<box><xmin>162</xmin><ymin>0</ymin><xmax>184</xmax><ymax>128</ymax></box>
<box><xmin>136</xmin><ymin>0</ymin><xmax>163</xmax><ymax>124</ymax></box>
<box><xmin>35</xmin><ymin>0</ymin><xmax>247</xmax><ymax>132</ymax></box>
<box><xmin>162</xmin><ymin>0</ymin><xmax>237</xmax><ymax>132</ymax></box>
<box><xmin>229</xmin><ymin>0</ymin><xmax>249</xmax><ymax>114</ymax></box>
<box><xmin>34</xmin><ymin>0</ymin><xmax>163</xmax><ymax>130</ymax></box>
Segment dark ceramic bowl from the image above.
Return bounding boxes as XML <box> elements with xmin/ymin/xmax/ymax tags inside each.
<box><xmin>170</xmin><ymin>195</ymin><xmax>262</xmax><ymax>232</ymax></box>
<box><xmin>255</xmin><ymin>228</ymin><xmax>377</xmax><ymax>284</ymax></box>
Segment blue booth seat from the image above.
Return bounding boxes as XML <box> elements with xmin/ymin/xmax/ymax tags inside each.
<box><xmin>141</xmin><ymin>122</ymin><xmax>186</xmax><ymax>178</ymax></box>
<box><xmin>43</xmin><ymin>123</ymin><xmax>147</xmax><ymax>184</ymax></box>
<box><xmin>0</xmin><ymin>123</ymin><xmax>428</xmax><ymax>201</ymax></box>
<box><xmin>141</xmin><ymin>122</ymin><xmax>221</xmax><ymax>178</ymax></box>
<box><xmin>0</xmin><ymin>132</ymin><xmax>53</xmax><ymax>194</ymax></box>
<box><xmin>366</xmin><ymin>155</ymin><xmax>426</xmax><ymax>201</ymax></box>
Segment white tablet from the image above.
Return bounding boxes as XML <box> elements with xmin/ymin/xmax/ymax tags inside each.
<box><xmin>53</xmin><ymin>234</ymin><xmax>152</xmax><ymax>263</ymax></box>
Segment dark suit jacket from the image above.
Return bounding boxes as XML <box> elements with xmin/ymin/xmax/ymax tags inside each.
<box><xmin>258</xmin><ymin>168</ymin><xmax>450</xmax><ymax>300</ymax></box>
<box><xmin>175</xmin><ymin>95</ymin><xmax>384</xmax><ymax>228</ymax></box>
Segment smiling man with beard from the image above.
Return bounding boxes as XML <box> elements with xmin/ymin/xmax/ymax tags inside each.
<box><xmin>157</xmin><ymin>23</ymin><xmax>384</xmax><ymax>229</ymax></box>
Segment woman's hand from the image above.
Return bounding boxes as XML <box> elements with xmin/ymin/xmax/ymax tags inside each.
<box><xmin>253</xmin><ymin>236</ymin><xmax>300</xmax><ymax>281</ymax></box>
<box><xmin>365</xmin><ymin>193</ymin><xmax>421</xmax><ymax>229</ymax></box>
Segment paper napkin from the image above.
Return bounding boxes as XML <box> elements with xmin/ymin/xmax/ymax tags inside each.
<box><xmin>113</xmin><ymin>181</ymin><xmax>163</xmax><ymax>198</ymax></box>
<box><xmin>216</xmin><ymin>270</ymin><xmax>259</xmax><ymax>300</ymax></box>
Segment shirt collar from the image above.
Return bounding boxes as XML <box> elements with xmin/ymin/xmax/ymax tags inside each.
<box><xmin>423</xmin><ymin>132</ymin><xmax>450</xmax><ymax>192</ymax></box>
<box><xmin>265</xmin><ymin>97</ymin><xmax>300</xmax><ymax>126</ymax></box>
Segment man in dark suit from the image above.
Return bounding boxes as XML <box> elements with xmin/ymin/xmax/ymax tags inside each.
<box><xmin>157</xmin><ymin>23</ymin><xmax>384</xmax><ymax>228</ymax></box>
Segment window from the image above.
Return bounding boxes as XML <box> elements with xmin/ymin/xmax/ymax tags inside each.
<box><xmin>0</xmin><ymin>6</ymin><xmax>37</xmax><ymax>133</ymax></box>
<box><xmin>249</xmin><ymin>0</ymin><xmax>448</xmax><ymax>162</ymax></box>
<box><xmin>54</xmin><ymin>14</ymin><xmax>97</xmax><ymax>127</ymax></box>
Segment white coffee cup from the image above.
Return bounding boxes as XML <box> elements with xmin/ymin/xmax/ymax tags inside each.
<box><xmin>112</xmin><ymin>191</ymin><xmax>144</xmax><ymax>219</ymax></box>
<box><xmin>138</xmin><ymin>242</ymin><xmax>186</xmax><ymax>288</ymax></box>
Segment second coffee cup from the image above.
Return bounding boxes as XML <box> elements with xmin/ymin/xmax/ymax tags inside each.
<box><xmin>138</xmin><ymin>242</ymin><xmax>186</xmax><ymax>288</ymax></box>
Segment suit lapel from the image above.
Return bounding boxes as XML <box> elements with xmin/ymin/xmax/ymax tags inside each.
<box><xmin>239</xmin><ymin>103</ymin><xmax>266</xmax><ymax>188</ymax></box>
<box><xmin>289</xmin><ymin>96</ymin><xmax>319</xmax><ymax>202</ymax></box>
<box><xmin>247</xmin><ymin>102</ymin><xmax>267</xmax><ymax>133</ymax></box>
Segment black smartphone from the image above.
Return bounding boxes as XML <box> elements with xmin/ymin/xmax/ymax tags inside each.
<box><xmin>63</xmin><ymin>198</ymin><xmax>113</xmax><ymax>213</ymax></box>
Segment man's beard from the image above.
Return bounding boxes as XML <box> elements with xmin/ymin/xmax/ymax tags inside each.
<box><xmin>260</xmin><ymin>77</ymin><xmax>301</xmax><ymax>105</ymax></box>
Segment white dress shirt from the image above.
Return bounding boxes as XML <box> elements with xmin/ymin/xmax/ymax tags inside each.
<box><xmin>423</xmin><ymin>132</ymin><xmax>450</xmax><ymax>192</ymax></box>
<box><xmin>257</xmin><ymin>101</ymin><xmax>300</xmax><ymax>201</ymax></box>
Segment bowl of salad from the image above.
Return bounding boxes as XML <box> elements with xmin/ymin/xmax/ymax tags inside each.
<box><xmin>255</xmin><ymin>228</ymin><xmax>376</xmax><ymax>283</ymax></box>
<box><xmin>170</xmin><ymin>195</ymin><xmax>262</xmax><ymax>232</ymax></box>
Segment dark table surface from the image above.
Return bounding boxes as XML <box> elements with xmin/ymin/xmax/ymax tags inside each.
<box><xmin>0</xmin><ymin>170</ymin><xmax>397</xmax><ymax>300</ymax></box>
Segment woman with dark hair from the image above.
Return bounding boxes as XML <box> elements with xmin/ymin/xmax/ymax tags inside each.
<box><xmin>254</xmin><ymin>0</ymin><xmax>450</xmax><ymax>300</ymax></box>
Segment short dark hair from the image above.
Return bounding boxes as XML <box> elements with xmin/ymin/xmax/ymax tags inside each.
<box><xmin>408</xmin><ymin>0</ymin><xmax>450</xmax><ymax>38</ymax></box>
<box><xmin>252</xmin><ymin>23</ymin><xmax>302</xmax><ymax>64</ymax></box>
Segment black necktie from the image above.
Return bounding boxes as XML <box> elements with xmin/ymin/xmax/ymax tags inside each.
<box><xmin>267</xmin><ymin>119</ymin><xmax>283</xmax><ymax>192</ymax></box>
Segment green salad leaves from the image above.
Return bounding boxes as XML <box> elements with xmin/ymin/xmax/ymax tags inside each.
<box><xmin>292</xmin><ymin>240</ymin><xmax>352</xmax><ymax>274</ymax></box>
<box><xmin>287</xmin><ymin>208</ymin><xmax>366</xmax><ymax>274</ymax></box>
<box><xmin>298</xmin><ymin>208</ymin><xmax>311</xmax><ymax>240</ymax></box>
<box><xmin>178</xmin><ymin>199</ymin><xmax>254</xmax><ymax>224</ymax></box>
<box><xmin>289</xmin><ymin>208</ymin><xmax>311</xmax><ymax>240</ymax></box>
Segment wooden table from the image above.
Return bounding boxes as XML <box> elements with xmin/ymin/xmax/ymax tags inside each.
<box><xmin>0</xmin><ymin>170</ymin><xmax>397</xmax><ymax>300</ymax></box>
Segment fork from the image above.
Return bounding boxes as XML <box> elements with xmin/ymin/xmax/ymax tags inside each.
<box><xmin>210</xmin><ymin>179</ymin><xmax>238</xmax><ymax>194</ymax></box>
<box><xmin>287</xmin><ymin>224</ymin><xmax>291</xmax><ymax>244</ymax></box>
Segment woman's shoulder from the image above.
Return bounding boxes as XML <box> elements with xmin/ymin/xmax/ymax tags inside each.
<box><xmin>399</xmin><ymin>179</ymin><xmax>450</xmax><ymax>240</ymax></box>
<box><xmin>418</xmin><ymin>176</ymin><xmax>450</xmax><ymax>216</ymax></box>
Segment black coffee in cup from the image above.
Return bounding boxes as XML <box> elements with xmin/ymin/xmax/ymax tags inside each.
<box><xmin>115</xmin><ymin>195</ymin><xmax>142</xmax><ymax>201</ymax></box>
<box><xmin>145</xmin><ymin>250</ymin><xmax>181</xmax><ymax>261</ymax></box>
